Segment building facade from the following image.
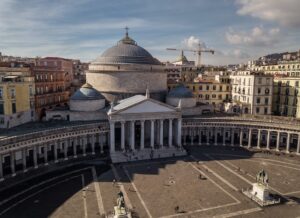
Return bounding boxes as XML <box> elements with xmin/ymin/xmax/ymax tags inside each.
<box><xmin>252</xmin><ymin>60</ymin><xmax>300</xmax><ymax>77</ymax></box>
<box><xmin>0</xmin><ymin>66</ymin><xmax>35</xmax><ymax>128</ymax></box>
<box><xmin>168</xmin><ymin>72</ymin><xmax>231</xmax><ymax>111</ymax></box>
<box><xmin>33</xmin><ymin>57</ymin><xmax>73</xmax><ymax>120</ymax></box>
<box><xmin>230</xmin><ymin>71</ymin><xmax>273</xmax><ymax>115</ymax></box>
<box><xmin>273</xmin><ymin>76</ymin><xmax>300</xmax><ymax>118</ymax></box>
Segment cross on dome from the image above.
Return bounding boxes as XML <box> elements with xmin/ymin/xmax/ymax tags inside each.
<box><xmin>125</xmin><ymin>26</ymin><xmax>129</xmax><ymax>37</ymax></box>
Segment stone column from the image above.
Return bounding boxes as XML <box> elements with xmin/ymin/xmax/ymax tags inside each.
<box><xmin>214</xmin><ymin>128</ymin><xmax>218</xmax><ymax>146</ymax></box>
<box><xmin>82</xmin><ymin>136</ymin><xmax>87</xmax><ymax>156</ymax></box>
<box><xmin>10</xmin><ymin>151</ymin><xmax>16</xmax><ymax>177</ymax></box>
<box><xmin>276</xmin><ymin>131</ymin><xmax>280</xmax><ymax>151</ymax></box>
<box><xmin>100</xmin><ymin>134</ymin><xmax>104</xmax><ymax>154</ymax></box>
<box><xmin>91</xmin><ymin>135</ymin><xmax>95</xmax><ymax>155</ymax></box>
<box><xmin>223</xmin><ymin>128</ymin><xmax>226</xmax><ymax>146</ymax></box>
<box><xmin>198</xmin><ymin>129</ymin><xmax>202</xmax><ymax>145</ymax></box>
<box><xmin>168</xmin><ymin>119</ymin><xmax>173</xmax><ymax>147</ymax></box>
<box><xmin>206</xmin><ymin>129</ymin><xmax>209</xmax><ymax>145</ymax></box>
<box><xmin>159</xmin><ymin>120</ymin><xmax>164</xmax><ymax>147</ymax></box>
<box><xmin>33</xmin><ymin>145</ymin><xmax>38</xmax><ymax>169</ymax></box>
<box><xmin>0</xmin><ymin>154</ymin><xmax>3</xmax><ymax>181</ymax></box>
<box><xmin>64</xmin><ymin>140</ymin><xmax>69</xmax><ymax>160</ymax></box>
<box><xmin>110</xmin><ymin>122</ymin><xmax>115</xmax><ymax>152</ymax></box>
<box><xmin>177</xmin><ymin>118</ymin><xmax>182</xmax><ymax>147</ymax></box>
<box><xmin>121</xmin><ymin>121</ymin><xmax>125</xmax><ymax>151</ymax></box>
<box><xmin>130</xmin><ymin>121</ymin><xmax>135</xmax><ymax>150</ymax></box>
<box><xmin>44</xmin><ymin>144</ymin><xmax>48</xmax><ymax>165</ymax></box>
<box><xmin>54</xmin><ymin>141</ymin><xmax>59</xmax><ymax>163</ymax></box>
<box><xmin>286</xmin><ymin>132</ymin><xmax>291</xmax><ymax>153</ymax></box>
<box><xmin>73</xmin><ymin>138</ymin><xmax>77</xmax><ymax>158</ymax></box>
<box><xmin>151</xmin><ymin>120</ymin><xmax>155</xmax><ymax>148</ymax></box>
<box><xmin>248</xmin><ymin>129</ymin><xmax>252</xmax><ymax>148</ymax></box>
<box><xmin>239</xmin><ymin>129</ymin><xmax>243</xmax><ymax>147</ymax></box>
<box><xmin>257</xmin><ymin>129</ymin><xmax>261</xmax><ymax>148</ymax></box>
<box><xmin>297</xmin><ymin>134</ymin><xmax>300</xmax><ymax>155</ymax></box>
<box><xmin>22</xmin><ymin>148</ymin><xmax>27</xmax><ymax>172</ymax></box>
<box><xmin>266</xmin><ymin>130</ymin><xmax>270</xmax><ymax>150</ymax></box>
<box><xmin>231</xmin><ymin>129</ymin><xmax>234</xmax><ymax>146</ymax></box>
<box><xmin>141</xmin><ymin>120</ymin><xmax>145</xmax><ymax>149</ymax></box>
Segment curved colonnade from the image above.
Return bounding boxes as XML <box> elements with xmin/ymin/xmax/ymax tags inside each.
<box><xmin>0</xmin><ymin>122</ymin><xmax>109</xmax><ymax>181</ymax></box>
<box><xmin>1</xmin><ymin>117</ymin><xmax>300</xmax><ymax>181</ymax></box>
<box><xmin>182</xmin><ymin>117</ymin><xmax>300</xmax><ymax>154</ymax></box>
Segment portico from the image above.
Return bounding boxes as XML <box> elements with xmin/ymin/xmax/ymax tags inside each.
<box><xmin>107</xmin><ymin>94</ymin><xmax>185</xmax><ymax>162</ymax></box>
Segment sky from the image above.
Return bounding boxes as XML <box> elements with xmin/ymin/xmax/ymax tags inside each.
<box><xmin>0</xmin><ymin>0</ymin><xmax>299</xmax><ymax>65</ymax></box>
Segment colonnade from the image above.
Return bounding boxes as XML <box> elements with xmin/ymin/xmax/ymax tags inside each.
<box><xmin>110</xmin><ymin>118</ymin><xmax>182</xmax><ymax>152</ymax></box>
<box><xmin>182</xmin><ymin>126</ymin><xmax>300</xmax><ymax>155</ymax></box>
<box><xmin>0</xmin><ymin>133</ymin><xmax>108</xmax><ymax>181</ymax></box>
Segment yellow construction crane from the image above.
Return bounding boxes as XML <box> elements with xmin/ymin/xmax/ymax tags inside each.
<box><xmin>167</xmin><ymin>43</ymin><xmax>214</xmax><ymax>67</ymax></box>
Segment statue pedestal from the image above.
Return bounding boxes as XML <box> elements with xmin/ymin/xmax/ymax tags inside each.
<box><xmin>243</xmin><ymin>183</ymin><xmax>280</xmax><ymax>206</ymax></box>
<box><xmin>251</xmin><ymin>183</ymin><xmax>270</xmax><ymax>201</ymax></box>
<box><xmin>113</xmin><ymin>206</ymin><xmax>131</xmax><ymax>218</ymax></box>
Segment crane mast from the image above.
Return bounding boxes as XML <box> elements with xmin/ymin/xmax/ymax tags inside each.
<box><xmin>167</xmin><ymin>43</ymin><xmax>214</xmax><ymax>67</ymax></box>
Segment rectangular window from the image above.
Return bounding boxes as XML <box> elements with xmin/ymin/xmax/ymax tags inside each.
<box><xmin>258</xmin><ymin>78</ymin><xmax>262</xmax><ymax>84</ymax></box>
<box><xmin>256</xmin><ymin>107</ymin><xmax>260</xmax><ymax>113</ymax></box>
<box><xmin>10</xmin><ymin>88</ymin><xmax>15</xmax><ymax>98</ymax></box>
<box><xmin>219</xmin><ymin>86</ymin><xmax>223</xmax><ymax>91</ymax></box>
<box><xmin>0</xmin><ymin>88</ymin><xmax>2</xmax><ymax>99</ymax></box>
<box><xmin>258</xmin><ymin>88</ymin><xmax>261</xmax><ymax>94</ymax></box>
<box><xmin>199</xmin><ymin>86</ymin><xmax>202</xmax><ymax>90</ymax></box>
<box><xmin>265</xmin><ymin>97</ymin><xmax>269</xmax><ymax>105</ymax></box>
<box><xmin>257</xmin><ymin>97</ymin><xmax>260</xmax><ymax>104</ymax></box>
<box><xmin>12</xmin><ymin>102</ymin><xmax>16</xmax><ymax>113</ymax></box>
<box><xmin>29</xmin><ymin>86</ymin><xmax>34</xmax><ymax>96</ymax></box>
<box><xmin>264</xmin><ymin>107</ymin><xmax>268</xmax><ymax>114</ymax></box>
<box><xmin>296</xmin><ymin>81</ymin><xmax>299</xmax><ymax>87</ymax></box>
<box><xmin>0</xmin><ymin>103</ymin><xmax>4</xmax><ymax>114</ymax></box>
<box><xmin>206</xmin><ymin>85</ymin><xmax>209</xmax><ymax>91</ymax></box>
<box><xmin>213</xmin><ymin>85</ymin><xmax>216</xmax><ymax>90</ymax></box>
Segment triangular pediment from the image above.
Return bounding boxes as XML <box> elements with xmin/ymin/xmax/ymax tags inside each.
<box><xmin>119</xmin><ymin>100</ymin><xmax>176</xmax><ymax>114</ymax></box>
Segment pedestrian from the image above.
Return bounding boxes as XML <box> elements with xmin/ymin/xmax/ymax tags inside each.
<box><xmin>113</xmin><ymin>179</ymin><xmax>116</xmax><ymax>186</ymax></box>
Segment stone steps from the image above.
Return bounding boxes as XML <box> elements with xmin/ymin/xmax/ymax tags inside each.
<box><xmin>110</xmin><ymin>147</ymin><xmax>187</xmax><ymax>163</ymax></box>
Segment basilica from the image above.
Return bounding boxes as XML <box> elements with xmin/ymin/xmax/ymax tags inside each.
<box><xmin>1</xmin><ymin>31</ymin><xmax>300</xmax><ymax>180</ymax></box>
<box><xmin>46</xmin><ymin>30</ymin><xmax>197</xmax><ymax>162</ymax></box>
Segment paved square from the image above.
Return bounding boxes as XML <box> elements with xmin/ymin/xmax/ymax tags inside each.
<box><xmin>123</xmin><ymin>160</ymin><xmax>239</xmax><ymax>217</ymax></box>
<box><xmin>1</xmin><ymin>147</ymin><xmax>300</xmax><ymax>218</ymax></box>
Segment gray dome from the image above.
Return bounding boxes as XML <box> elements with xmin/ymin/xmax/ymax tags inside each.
<box><xmin>71</xmin><ymin>83</ymin><xmax>105</xmax><ymax>100</ymax></box>
<box><xmin>93</xmin><ymin>34</ymin><xmax>161</xmax><ymax>65</ymax></box>
<box><xmin>168</xmin><ymin>84</ymin><xmax>194</xmax><ymax>98</ymax></box>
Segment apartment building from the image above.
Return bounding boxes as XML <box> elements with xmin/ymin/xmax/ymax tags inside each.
<box><xmin>33</xmin><ymin>57</ymin><xmax>73</xmax><ymax>120</ymax></box>
<box><xmin>0</xmin><ymin>65</ymin><xmax>35</xmax><ymax>128</ymax></box>
<box><xmin>229</xmin><ymin>71</ymin><xmax>273</xmax><ymax>115</ymax></box>
<box><xmin>273</xmin><ymin>76</ymin><xmax>300</xmax><ymax>118</ymax></box>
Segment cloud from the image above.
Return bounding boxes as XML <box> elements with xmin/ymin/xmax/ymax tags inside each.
<box><xmin>235</xmin><ymin>0</ymin><xmax>300</xmax><ymax>27</ymax></box>
<box><xmin>225</xmin><ymin>26</ymin><xmax>280</xmax><ymax>46</ymax></box>
<box><xmin>182</xmin><ymin>36</ymin><xmax>207</xmax><ymax>49</ymax></box>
